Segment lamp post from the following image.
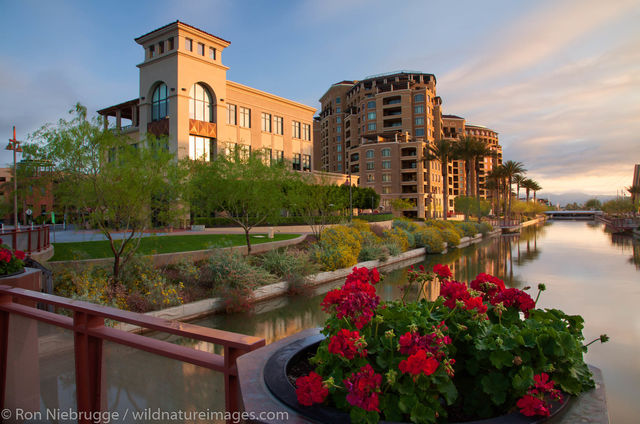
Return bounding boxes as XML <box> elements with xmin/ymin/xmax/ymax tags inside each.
<box><xmin>6</xmin><ymin>126</ymin><xmax>22</xmax><ymax>229</ymax></box>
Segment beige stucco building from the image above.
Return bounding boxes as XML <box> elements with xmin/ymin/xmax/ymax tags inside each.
<box><xmin>99</xmin><ymin>21</ymin><xmax>315</xmax><ymax>172</ymax></box>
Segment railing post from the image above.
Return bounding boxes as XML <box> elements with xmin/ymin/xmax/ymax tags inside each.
<box><xmin>223</xmin><ymin>346</ymin><xmax>244</xmax><ymax>422</ymax></box>
<box><xmin>0</xmin><ymin>294</ymin><xmax>11</xmax><ymax>410</ymax></box>
<box><xmin>12</xmin><ymin>230</ymin><xmax>16</xmax><ymax>251</ymax></box>
<box><xmin>27</xmin><ymin>228</ymin><xmax>32</xmax><ymax>253</ymax></box>
<box><xmin>37</xmin><ymin>226</ymin><xmax>41</xmax><ymax>252</ymax></box>
<box><xmin>74</xmin><ymin>311</ymin><xmax>104</xmax><ymax>423</ymax></box>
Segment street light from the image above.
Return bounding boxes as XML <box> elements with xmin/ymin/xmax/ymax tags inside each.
<box><xmin>6</xmin><ymin>126</ymin><xmax>22</xmax><ymax>228</ymax></box>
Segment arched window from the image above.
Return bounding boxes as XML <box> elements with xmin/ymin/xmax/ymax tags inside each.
<box><xmin>151</xmin><ymin>83</ymin><xmax>168</xmax><ymax>121</ymax></box>
<box><xmin>189</xmin><ymin>83</ymin><xmax>213</xmax><ymax>122</ymax></box>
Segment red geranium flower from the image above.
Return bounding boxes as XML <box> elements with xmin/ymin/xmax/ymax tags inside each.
<box><xmin>328</xmin><ymin>328</ymin><xmax>367</xmax><ymax>359</ymax></box>
<box><xmin>296</xmin><ymin>372</ymin><xmax>329</xmax><ymax>406</ymax></box>
<box><xmin>344</xmin><ymin>364</ymin><xmax>382</xmax><ymax>412</ymax></box>
<box><xmin>433</xmin><ymin>264</ymin><xmax>452</xmax><ymax>280</ymax></box>
<box><xmin>14</xmin><ymin>250</ymin><xmax>26</xmax><ymax>261</ymax></box>
<box><xmin>440</xmin><ymin>280</ymin><xmax>470</xmax><ymax>309</ymax></box>
<box><xmin>321</xmin><ymin>267</ymin><xmax>381</xmax><ymax>329</ymax></box>
<box><xmin>517</xmin><ymin>394</ymin><xmax>550</xmax><ymax>417</ymax></box>
<box><xmin>491</xmin><ymin>288</ymin><xmax>535</xmax><ymax>317</ymax></box>
<box><xmin>463</xmin><ymin>296</ymin><xmax>488</xmax><ymax>314</ymax></box>
<box><xmin>398</xmin><ymin>350</ymin><xmax>439</xmax><ymax>377</ymax></box>
<box><xmin>470</xmin><ymin>273</ymin><xmax>505</xmax><ymax>300</ymax></box>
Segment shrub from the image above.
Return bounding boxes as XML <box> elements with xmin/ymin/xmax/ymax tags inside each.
<box><xmin>455</xmin><ymin>221</ymin><xmax>478</xmax><ymax>237</ymax></box>
<box><xmin>384</xmin><ymin>241</ymin><xmax>402</xmax><ymax>257</ymax></box>
<box><xmin>313</xmin><ymin>225</ymin><xmax>363</xmax><ymax>270</ymax></box>
<box><xmin>476</xmin><ymin>221</ymin><xmax>493</xmax><ymax>235</ymax></box>
<box><xmin>355</xmin><ymin>213</ymin><xmax>393</xmax><ymax>222</ymax></box>
<box><xmin>320</xmin><ymin>225</ymin><xmax>361</xmax><ymax>253</ymax></box>
<box><xmin>201</xmin><ymin>250</ymin><xmax>277</xmax><ymax>291</ymax></box>
<box><xmin>414</xmin><ymin>227</ymin><xmax>445</xmax><ymax>253</ymax></box>
<box><xmin>392</xmin><ymin>218</ymin><xmax>420</xmax><ymax>233</ymax></box>
<box><xmin>383</xmin><ymin>227</ymin><xmax>410</xmax><ymax>252</ymax></box>
<box><xmin>349</xmin><ymin>219</ymin><xmax>373</xmax><ymax>234</ymax></box>
<box><xmin>358</xmin><ymin>244</ymin><xmax>389</xmax><ymax>263</ymax></box>
<box><xmin>256</xmin><ymin>249</ymin><xmax>318</xmax><ymax>290</ymax></box>
<box><xmin>426</xmin><ymin>219</ymin><xmax>464</xmax><ymax>237</ymax></box>
<box><xmin>440</xmin><ymin>228</ymin><xmax>461</xmax><ymax>247</ymax></box>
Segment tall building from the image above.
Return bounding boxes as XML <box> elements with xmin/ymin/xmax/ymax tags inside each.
<box><xmin>98</xmin><ymin>21</ymin><xmax>315</xmax><ymax>172</ymax></box>
<box><xmin>317</xmin><ymin>71</ymin><xmax>444</xmax><ymax>218</ymax></box>
<box><xmin>316</xmin><ymin>71</ymin><xmax>503</xmax><ymax>218</ymax></box>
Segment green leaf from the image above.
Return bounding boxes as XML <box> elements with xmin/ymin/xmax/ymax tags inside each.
<box><xmin>512</xmin><ymin>366</ymin><xmax>534</xmax><ymax>392</ymax></box>
<box><xmin>437</xmin><ymin>378</ymin><xmax>458</xmax><ymax>405</ymax></box>
<box><xmin>350</xmin><ymin>407</ymin><xmax>367</xmax><ymax>424</ymax></box>
<box><xmin>411</xmin><ymin>402</ymin><xmax>436</xmax><ymax>424</ymax></box>
<box><xmin>489</xmin><ymin>350</ymin><xmax>513</xmax><ymax>369</ymax></box>
<box><xmin>481</xmin><ymin>372</ymin><xmax>510</xmax><ymax>405</ymax></box>
<box><xmin>398</xmin><ymin>394</ymin><xmax>418</xmax><ymax>414</ymax></box>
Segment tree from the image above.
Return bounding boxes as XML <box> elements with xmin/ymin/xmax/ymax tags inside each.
<box><xmin>521</xmin><ymin>178</ymin><xmax>534</xmax><ymax>202</ymax></box>
<box><xmin>501</xmin><ymin>160</ymin><xmax>527</xmax><ymax>219</ymax></box>
<box><xmin>529</xmin><ymin>180</ymin><xmax>542</xmax><ymax>202</ymax></box>
<box><xmin>188</xmin><ymin>147</ymin><xmax>292</xmax><ymax>254</ymax></box>
<box><xmin>27</xmin><ymin>104</ymin><xmax>184</xmax><ymax>280</ymax></box>
<box><xmin>584</xmin><ymin>198</ymin><xmax>602</xmax><ymax>210</ymax></box>
<box><xmin>288</xmin><ymin>179</ymin><xmax>344</xmax><ymax>240</ymax></box>
<box><xmin>472</xmin><ymin>142</ymin><xmax>496</xmax><ymax>201</ymax></box>
<box><xmin>602</xmin><ymin>198</ymin><xmax>634</xmax><ymax>215</ymax></box>
<box><xmin>513</xmin><ymin>174</ymin><xmax>526</xmax><ymax>201</ymax></box>
<box><xmin>627</xmin><ymin>185</ymin><xmax>640</xmax><ymax>212</ymax></box>
<box><xmin>487</xmin><ymin>166</ymin><xmax>507</xmax><ymax>216</ymax></box>
<box><xmin>390</xmin><ymin>198</ymin><xmax>414</xmax><ymax>218</ymax></box>
<box><xmin>425</xmin><ymin>139</ymin><xmax>456</xmax><ymax>220</ymax></box>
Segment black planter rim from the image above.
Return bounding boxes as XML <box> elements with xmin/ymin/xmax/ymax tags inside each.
<box><xmin>263</xmin><ymin>333</ymin><xmax>571</xmax><ymax>424</ymax></box>
<box><xmin>0</xmin><ymin>268</ymin><xmax>26</xmax><ymax>278</ymax></box>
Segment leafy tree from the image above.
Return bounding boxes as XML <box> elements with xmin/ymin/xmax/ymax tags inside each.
<box><xmin>390</xmin><ymin>198</ymin><xmax>414</xmax><ymax>218</ymax></box>
<box><xmin>602</xmin><ymin>198</ymin><xmax>635</xmax><ymax>215</ymax></box>
<box><xmin>288</xmin><ymin>180</ymin><xmax>344</xmax><ymax>240</ymax></box>
<box><xmin>584</xmin><ymin>198</ymin><xmax>602</xmax><ymax>210</ymax></box>
<box><xmin>353</xmin><ymin>187</ymin><xmax>380</xmax><ymax>210</ymax></box>
<box><xmin>188</xmin><ymin>147</ymin><xmax>292</xmax><ymax>254</ymax></box>
<box><xmin>626</xmin><ymin>185</ymin><xmax>640</xmax><ymax>212</ymax></box>
<box><xmin>26</xmin><ymin>104</ymin><xmax>184</xmax><ymax>280</ymax></box>
<box><xmin>454</xmin><ymin>196</ymin><xmax>475</xmax><ymax>220</ymax></box>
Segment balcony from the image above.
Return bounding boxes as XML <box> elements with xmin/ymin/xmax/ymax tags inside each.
<box><xmin>401</xmin><ymin>160</ymin><xmax>418</xmax><ymax>170</ymax></box>
<box><xmin>401</xmin><ymin>148</ymin><xmax>417</xmax><ymax>158</ymax></box>
<box><xmin>147</xmin><ymin>118</ymin><xmax>170</xmax><ymax>137</ymax></box>
<box><xmin>402</xmin><ymin>185</ymin><xmax>418</xmax><ymax>194</ymax></box>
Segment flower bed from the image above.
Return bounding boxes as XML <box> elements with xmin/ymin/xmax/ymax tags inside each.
<box><xmin>291</xmin><ymin>265</ymin><xmax>606</xmax><ymax>423</ymax></box>
<box><xmin>0</xmin><ymin>238</ymin><xmax>26</xmax><ymax>277</ymax></box>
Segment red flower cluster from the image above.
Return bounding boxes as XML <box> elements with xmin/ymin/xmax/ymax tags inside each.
<box><xmin>440</xmin><ymin>281</ymin><xmax>487</xmax><ymax>315</ymax></box>
<box><xmin>516</xmin><ymin>373</ymin><xmax>562</xmax><ymax>417</ymax></box>
<box><xmin>433</xmin><ymin>264</ymin><xmax>452</xmax><ymax>280</ymax></box>
<box><xmin>344</xmin><ymin>364</ymin><xmax>382</xmax><ymax>412</ymax></box>
<box><xmin>398</xmin><ymin>350</ymin><xmax>439</xmax><ymax>377</ymax></box>
<box><xmin>0</xmin><ymin>249</ymin><xmax>13</xmax><ymax>263</ymax></box>
<box><xmin>398</xmin><ymin>324</ymin><xmax>450</xmax><ymax>359</ymax></box>
<box><xmin>470</xmin><ymin>273</ymin><xmax>505</xmax><ymax>299</ymax></box>
<box><xmin>491</xmin><ymin>288</ymin><xmax>535</xmax><ymax>317</ymax></box>
<box><xmin>14</xmin><ymin>250</ymin><xmax>25</xmax><ymax>260</ymax></box>
<box><xmin>321</xmin><ymin>267</ymin><xmax>381</xmax><ymax>329</ymax></box>
<box><xmin>296</xmin><ymin>372</ymin><xmax>329</xmax><ymax>406</ymax></box>
<box><xmin>328</xmin><ymin>329</ymin><xmax>367</xmax><ymax>359</ymax></box>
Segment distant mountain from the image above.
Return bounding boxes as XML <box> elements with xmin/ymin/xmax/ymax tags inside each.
<box><xmin>538</xmin><ymin>192</ymin><xmax>617</xmax><ymax>207</ymax></box>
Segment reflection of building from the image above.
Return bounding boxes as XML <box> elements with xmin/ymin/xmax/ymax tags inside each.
<box><xmin>315</xmin><ymin>72</ymin><xmax>503</xmax><ymax>218</ymax></box>
<box><xmin>98</xmin><ymin>21</ymin><xmax>315</xmax><ymax>172</ymax></box>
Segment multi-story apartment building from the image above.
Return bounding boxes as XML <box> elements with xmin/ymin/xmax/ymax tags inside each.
<box><xmin>317</xmin><ymin>71</ymin><xmax>444</xmax><ymax>218</ymax></box>
<box><xmin>98</xmin><ymin>21</ymin><xmax>315</xmax><ymax>172</ymax></box>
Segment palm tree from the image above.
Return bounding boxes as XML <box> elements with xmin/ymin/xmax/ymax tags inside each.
<box><xmin>521</xmin><ymin>178</ymin><xmax>535</xmax><ymax>202</ymax></box>
<box><xmin>487</xmin><ymin>165</ymin><xmax>507</xmax><ymax>216</ymax></box>
<box><xmin>483</xmin><ymin>178</ymin><xmax>499</xmax><ymax>215</ymax></box>
<box><xmin>501</xmin><ymin>160</ymin><xmax>526</xmax><ymax>218</ymax></box>
<box><xmin>452</xmin><ymin>136</ymin><xmax>478</xmax><ymax>197</ymax></box>
<box><xmin>627</xmin><ymin>185</ymin><xmax>640</xmax><ymax>210</ymax></box>
<box><xmin>530</xmin><ymin>180</ymin><xmax>542</xmax><ymax>203</ymax></box>
<box><xmin>425</xmin><ymin>139</ymin><xmax>456</xmax><ymax>220</ymax></box>
<box><xmin>513</xmin><ymin>174</ymin><xmax>527</xmax><ymax>202</ymax></box>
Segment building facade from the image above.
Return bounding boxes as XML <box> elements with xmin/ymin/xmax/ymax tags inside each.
<box><xmin>99</xmin><ymin>21</ymin><xmax>316</xmax><ymax>172</ymax></box>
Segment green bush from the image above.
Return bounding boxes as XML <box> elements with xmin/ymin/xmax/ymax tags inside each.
<box><xmin>312</xmin><ymin>225</ymin><xmax>362</xmax><ymax>270</ymax></box>
<box><xmin>476</xmin><ymin>222</ymin><xmax>493</xmax><ymax>235</ymax></box>
<box><xmin>384</xmin><ymin>241</ymin><xmax>402</xmax><ymax>257</ymax></box>
<box><xmin>201</xmin><ymin>250</ymin><xmax>277</xmax><ymax>290</ymax></box>
<box><xmin>255</xmin><ymin>248</ymin><xmax>318</xmax><ymax>289</ymax></box>
<box><xmin>383</xmin><ymin>227</ymin><xmax>410</xmax><ymax>252</ymax></box>
<box><xmin>358</xmin><ymin>244</ymin><xmax>389</xmax><ymax>262</ymax></box>
<box><xmin>356</xmin><ymin>213</ymin><xmax>393</xmax><ymax>222</ymax></box>
<box><xmin>414</xmin><ymin>227</ymin><xmax>445</xmax><ymax>253</ymax></box>
<box><xmin>425</xmin><ymin>219</ymin><xmax>464</xmax><ymax>237</ymax></box>
<box><xmin>392</xmin><ymin>218</ymin><xmax>420</xmax><ymax>233</ymax></box>
<box><xmin>440</xmin><ymin>228</ymin><xmax>461</xmax><ymax>247</ymax></box>
<box><xmin>455</xmin><ymin>221</ymin><xmax>478</xmax><ymax>237</ymax></box>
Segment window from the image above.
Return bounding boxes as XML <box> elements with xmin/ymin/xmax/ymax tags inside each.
<box><xmin>367</xmin><ymin>174</ymin><xmax>375</xmax><ymax>182</ymax></box>
<box><xmin>382</xmin><ymin>148</ymin><xmax>391</xmax><ymax>157</ymax></box>
<box><xmin>382</xmin><ymin>187</ymin><xmax>391</xmax><ymax>194</ymax></box>
<box><xmin>292</xmin><ymin>121</ymin><xmax>301</xmax><ymax>138</ymax></box>
<box><xmin>227</xmin><ymin>104</ymin><xmax>237</xmax><ymax>125</ymax></box>
<box><xmin>261</xmin><ymin>113</ymin><xmax>272</xmax><ymax>132</ymax></box>
<box><xmin>414</xmin><ymin>94</ymin><xmax>425</xmax><ymax>102</ymax></box>
<box><xmin>367</xmin><ymin>112</ymin><xmax>376</xmax><ymax>120</ymax></box>
<box><xmin>336</xmin><ymin>117</ymin><xmax>341</xmax><ymax>123</ymax></box>
<box><xmin>382</xmin><ymin>174</ymin><xmax>391</xmax><ymax>182</ymax></box>
<box><xmin>303</xmin><ymin>123</ymin><xmax>311</xmax><ymax>140</ymax></box>
<box><xmin>351</xmin><ymin>153</ymin><xmax>359</xmax><ymax>161</ymax></box>
<box><xmin>337</xmin><ymin>163</ymin><xmax>342</xmax><ymax>171</ymax></box>
<box><xmin>382</xmin><ymin>160</ymin><xmax>391</xmax><ymax>169</ymax></box>
<box><xmin>303</xmin><ymin>154</ymin><xmax>311</xmax><ymax>171</ymax></box>
<box><xmin>274</xmin><ymin>149</ymin><xmax>284</xmax><ymax>163</ymax></box>
<box><xmin>367</xmin><ymin>101</ymin><xmax>375</xmax><ymax>109</ymax></box>
<box><xmin>274</xmin><ymin>116</ymin><xmax>283</xmax><ymax>135</ymax></box>
<box><xmin>189</xmin><ymin>83</ymin><xmax>213</xmax><ymax>122</ymax></box>
<box><xmin>292</xmin><ymin>153</ymin><xmax>301</xmax><ymax>170</ymax></box>
<box><xmin>239</xmin><ymin>107</ymin><xmax>251</xmax><ymax>128</ymax></box>
<box><xmin>414</xmin><ymin>105</ymin><xmax>424</xmax><ymax>114</ymax></box>
<box><xmin>415</xmin><ymin>117</ymin><xmax>424</xmax><ymax>126</ymax></box>
<box><xmin>197</xmin><ymin>43</ymin><xmax>205</xmax><ymax>55</ymax></box>
<box><xmin>366</xmin><ymin>161</ymin><xmax>375</xmax><ymax>170</ymax></box>
<box><xmin>189</xmin><ymin>135</ymin><xmax>215</xmax><ymax>161</ymax></box>
<box><xmin>148</xmin><ymin>45</ymin><xmax>155</xmax><ymax>58</ymax></box>
<box><xmin>335</xmin><ymin>97</ymin><xmax>341</xmax><ymax>104</ymax></box>
<box><xmin>158</xmin><ymin>41</ymin><xmax>164</xmax><ymax>54</ymax></box>
<box><xmin>185</xmin><ymin>38</ymin><xmax>193</xmax><ymax>51</ymax></box>
<box><xmin>209</xmin><ymin>47</ymin><xmax>216</xmax><ymax>60</ymax></box>
<box><xmin>151</xmin><ymin>83</ymin><xmax>168</xmax><ymax>121</ymax></box>
<box><xmin>337</xmin><ymin>145</ymin><xmax>342</xmax><ymax>152</ymax></box>
<box><xmin>415</xmin><ymin>128</ymin><xmax>425</xmax><ymax>137</ymax></box>
<box><xmin>337</xmin><ymin>154</ymin><xmax>342</xmax><ymax>161</ymax></box>
<box><xmin>337</xmin><ymin>126</ymin><xmax>342</xmax><ymax>132</ymax></box>
<box><xmin>336</xmin><ymin>107</ymin><xmax>341</xmax><ymax>113</ymax></box>
<box><xmin>367</xmin><ymin>123</ymin><xmax>376</xmax><ymax>131</ymax></box>
<box><xmin>336</xmin><ymin>135</ymin><xmax>342</xmax><ymax>142</ymax></box>
<box><xmin>366</xmin><ymin>150</ymin><xmax>374</xmax><ymax>158</ymax></box>
<box><xmin>168</xmin><ymin>38</ymin><xmax>175</xmax><ymax>50</ymax></box>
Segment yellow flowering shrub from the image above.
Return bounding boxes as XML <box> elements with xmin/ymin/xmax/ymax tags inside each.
<box><xmin>383</xmin><ymin>227</ymin><xmax>410</xmax><ymax>252</ymax></box>
<box><xmin>313</xmin><ymin>225</ymin><xmax>362</xmax><ymax>270</ymax></box>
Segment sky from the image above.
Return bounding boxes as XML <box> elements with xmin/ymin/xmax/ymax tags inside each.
<box><xmin>1</xmin><ymin>0</ymin><xmax>639</xmax><ymax>201</ymax></box>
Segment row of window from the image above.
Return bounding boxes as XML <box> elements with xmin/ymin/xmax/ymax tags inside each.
<box><xmin>228</xmin><ymin>107</ymin><xmax>310</xmax><ymax>140</ymax></box>
<box><xmin>147</xmin><ymin>37</ymin><xmax>175</xmax><ymax>59</ymax></box>
<box><xmin>184</xmin><ymin>37</ymin><xmax>217</xmax><ymax>60</ymax></box>
<box><xmin>363</xmin><ymin>149</ymin><xmax>392</xmax><ymax>159</ymax></box>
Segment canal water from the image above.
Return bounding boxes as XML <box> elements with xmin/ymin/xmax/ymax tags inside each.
<box><xmin>192</xmin><ymin>220</ymin><xmax>639</xmax><ymax>424</ymax></box>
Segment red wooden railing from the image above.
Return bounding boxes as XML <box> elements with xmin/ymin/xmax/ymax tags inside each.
<box><xmin>0</xmin><ymin>285</ymin><xmax>265</xmax><ymax>423</ymax></box>
<box><xmin>0</xmin><ymin>225</ymin><xmax>50</xmax><ymax>254</ymax></box>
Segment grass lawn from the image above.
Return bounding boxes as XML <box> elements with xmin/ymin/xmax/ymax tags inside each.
<box><xmin>50</xmin><ymin>233</ymin><xmax>300</xmax><ymax>261</ymax></box>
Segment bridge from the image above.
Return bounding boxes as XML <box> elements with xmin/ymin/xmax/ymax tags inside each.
<box><xmin>544</xmin><ymin>210</ymin><xmax>604</xmax><ymax>220</ymax></box>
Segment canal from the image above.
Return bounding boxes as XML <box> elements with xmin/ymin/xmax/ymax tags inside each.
<box><xmin>193</xmin><ymin>220</ymin><xmax>639</xmax><ymax>423</ymax></box>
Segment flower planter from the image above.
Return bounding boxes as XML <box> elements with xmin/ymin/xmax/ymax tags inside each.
<box><xmin>237</xmin><ymin>329</ymin><xmax>609</xmax><ymax>424</ymax></box>
<box><xmin>263</xmin><ymin>333</ymin><xmax>569</xmax><ymax>424</ymax></box>
<box><xmin>0</xmin><ymin>267</ymin><xmax>41</xmax><ymax>307</ymax></box>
